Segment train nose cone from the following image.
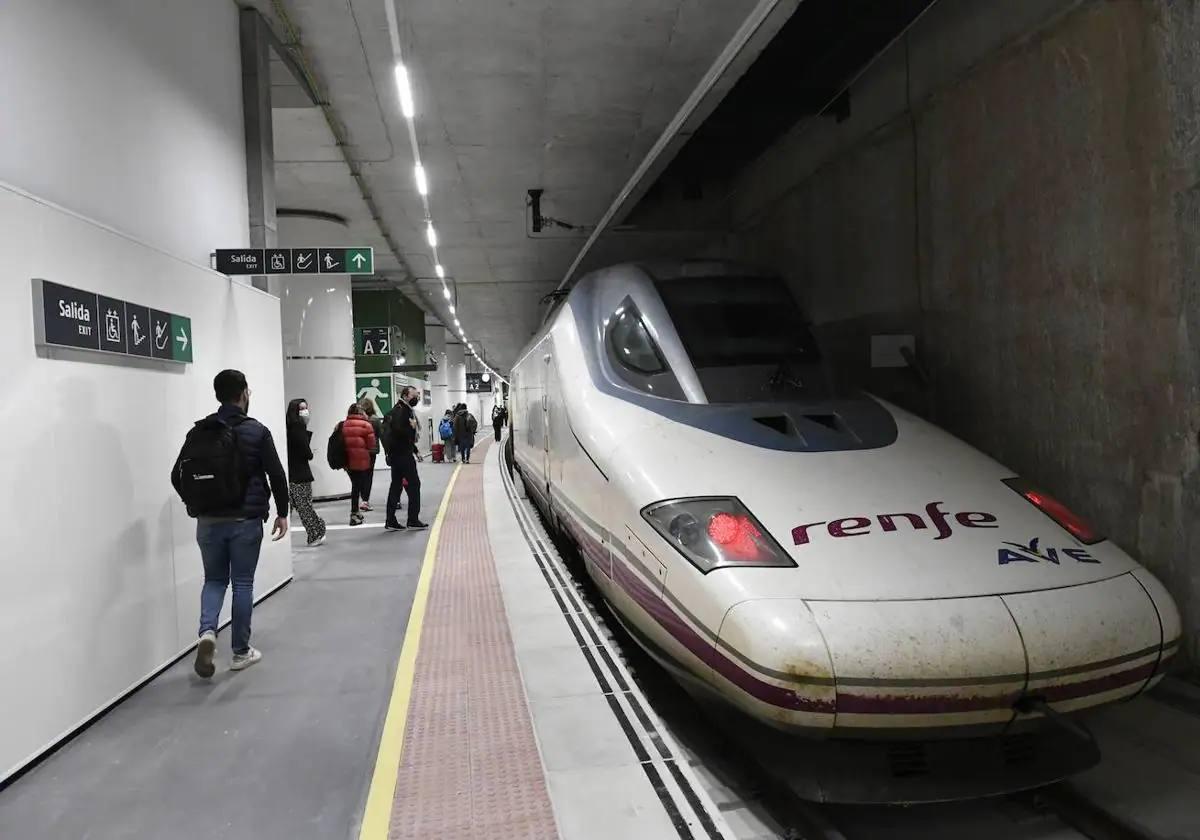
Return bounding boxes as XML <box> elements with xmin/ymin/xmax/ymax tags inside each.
<box><xmin>715</xmin><ymin>600</ymin><xmax>837</xmax><ymax>730</ymax></box>
<box><xmin>713</xmin><ymin>572</ymin><xmax>1178</xmax><ymax>735</ymax></box>
<box><xmin>806</xmin><ymin>597</ymin><xmax>1028</xmax><ymax>733</ymax></box>
<box><xmin>1003</xmin><ymin>572</ymin><xmax>1178</xmax><ymax>717</ymax></box>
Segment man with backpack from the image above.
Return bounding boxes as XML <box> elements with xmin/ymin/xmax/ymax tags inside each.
<box><xmin>438</xmin><ymin>410</ymin><xmax>455</xmax><ymax>462</ymax></box>
<box><xmin>382</xmin><ymin>384</ymin><xmax>428</xmax><ymax>532</ymax></box>
<box><xmin>453</xmin><ymin>403</ymin><xmax>478</xmax><ymax>464</ymax></box>
<box><xmin>171</xmin><ymin>369</ymin><xmax>288</xmax><ymax>678</ymax></box>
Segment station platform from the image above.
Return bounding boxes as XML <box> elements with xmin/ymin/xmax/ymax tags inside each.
<box><xmin>0</xmin><ymin>440</ymin><xmax>726</xmax><ymax>840</ymax></box>
<box><xmin>2</xmin><ymin>441</ymin><xmax>1199</xmax><ymax>840</ymax></box>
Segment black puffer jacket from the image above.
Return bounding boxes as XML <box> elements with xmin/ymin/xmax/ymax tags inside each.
<box><xmin>287</xmin><ymin>421</ymin><xmax>314</xmax><ymax>484</ymax></box>
<box><xmin>384</xmin><ymin>401</ymin><xmax>418</xmax><ymax>462</ymax></box>
<box><xmin>174</xmin><ymin>404</ymin><xmax>289</xmax><ymax>521</ymax></box>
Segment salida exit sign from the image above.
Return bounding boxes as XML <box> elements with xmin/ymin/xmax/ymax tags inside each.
<box><xmin>32</xmin><ymin>279</ymin><xmax>193</xmax><ymax>364</ymax></box>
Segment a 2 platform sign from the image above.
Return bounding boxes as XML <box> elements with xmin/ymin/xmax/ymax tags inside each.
<box><xmin>358</xmin><ymin>327</ymin><xmax>390</xmax><ymax>356</ymax></box>
<box><xmin>32</xmin><ymin>279</ymin><xmax>192</xmax><ymax>363</ymax></box>
<box><xmin>214</xmin><ymin>247</ymin><xmax>374</xmax><ymax>275</ymax></box>
<box><xmin>466</xmin><ymin>373</ymin><xmax>492</xmax><ymax>393</ymax></box>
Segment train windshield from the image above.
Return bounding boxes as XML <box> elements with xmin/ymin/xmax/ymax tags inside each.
<box><xmin>655</xmin><ymin>275</ymin><xmax>833</xmax><ymax>403</ymax></box>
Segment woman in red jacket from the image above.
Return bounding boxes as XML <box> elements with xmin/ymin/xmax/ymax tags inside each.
<box><xmin>342</xmin><ymin>404</ymin><xmax>377</xmax><ymax>526</ymax></box>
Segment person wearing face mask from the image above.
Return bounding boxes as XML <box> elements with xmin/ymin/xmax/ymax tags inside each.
<box><xmin>286</xmin><ymin>398</ymin><xmax>326</xmax><ymax>547</ymax></box>
<box><xmin>383</xmin><ymin>385</ymin><xmax>428</xmax><ymax>531</ymax></box>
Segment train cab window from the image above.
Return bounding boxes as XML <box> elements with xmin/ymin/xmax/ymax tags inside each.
<box><xmin>654</xmin><ymin>275</ymin><xmax>835</xmax><ymax>403</ymax></box>
<box><xmin>605</xmin><ymin>299</ymin><xmax>685</xmax><ymax>399</ymax></box>
<box><xmin>610</xmin><ymin>305</ymin><xmax>665</xmax><ymax>373</ymax></box>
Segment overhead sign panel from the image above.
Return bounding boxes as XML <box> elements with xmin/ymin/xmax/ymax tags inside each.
<box><xmin>357</xmin><ymin>327</ymin><xmax>390</xmax><ymax>356</ymax></box>
<box><xmin>466</xmin><ymin>373</ymin><xmax>492</xmax><ymax>393</ymax></box>
<box><xmin>32</xmin><ymin>279</ymin><xmax>192</xmax><ymax>364</ymax></box>
<box><xmin>213</xmin><ymin>247</ymin><xmax>374</xmax><ymax>276</ymax></box>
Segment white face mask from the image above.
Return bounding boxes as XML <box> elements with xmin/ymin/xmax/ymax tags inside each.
<box><xmin>298</xmin><ymin>409</ymin><xmax>310</xmax><ymax>423</ymax></box>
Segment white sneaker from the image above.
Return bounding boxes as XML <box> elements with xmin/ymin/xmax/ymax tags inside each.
<box><xmin>194</xmin><ymin>631</ymin><xmax>217</xmax><ymax>679</ymax></box>
<box><xmin>231</xmin><ymin>647</ymin><xmax>262</xmax><ymax>671</ymax></box>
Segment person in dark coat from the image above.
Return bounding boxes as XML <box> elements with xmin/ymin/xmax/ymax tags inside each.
<box><xmin>342</xmin><ymin>404</ymin><xmax>377</xmax><ymax>526</ymax></box>
<box><xmin>383</xmin><ymin>386</ymin><xmax>427</xmax><ymax>531</ymax></box>
<box><xmin>453</xmin><ymin>403</ymin><xmax>478</xmax><ymax>463</ymax></box>
<box><xmin>286</xmin><ymin>398</ymin><xmax>325</xmax><ymax>546</ymax></box>
<box><xmin>359</xmin><ymin>397</ymin><xmax>384</xmax><ymax>512</ymax></box>
<box><xmin>491</xmin><ymin>404</ymin><xmax>503</xmax><ymax>442</ymax></box>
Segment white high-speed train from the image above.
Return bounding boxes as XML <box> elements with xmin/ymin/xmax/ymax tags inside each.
<box><xmin>509</xmin><ymin>260</ymin><xmax>1180</xmax><ymax>744</ymax></box>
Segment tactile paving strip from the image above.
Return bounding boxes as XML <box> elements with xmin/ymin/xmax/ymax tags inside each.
<box><xmin>388</xmin><ymin>443</ymin><xmax>560</xmax><ymax>839</ymax></box>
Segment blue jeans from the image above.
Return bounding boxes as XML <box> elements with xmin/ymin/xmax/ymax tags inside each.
<box><xmin>197</xmin><ymin>519</ymin><xmax>263</xmax><ymax>655</ymax></box>
<box><xmin>459</xmin><ymin>442</ymin><xmax>473</xmax><ymax>461</ymax></box>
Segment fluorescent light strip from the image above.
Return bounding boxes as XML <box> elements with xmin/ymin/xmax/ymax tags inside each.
<box><xmin>388</xmin><ymin>34</ymin><xmax>477</xmax><ymax>361</ymax></box>
<box><xmin>394</xmin><ymin>63</ymin><xmax>414</xmax><ymax>118</ymax></box>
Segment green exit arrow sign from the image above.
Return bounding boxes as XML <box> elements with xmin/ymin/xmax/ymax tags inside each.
<box><xmin>170</xmin><ymin>314</ymin><xmax>193</xmax><ymax>363</ymax></box>
<box><xmin>345</xmin><ymin>248</ymin><xmax>373</xmax><ymax>274</ymax></box>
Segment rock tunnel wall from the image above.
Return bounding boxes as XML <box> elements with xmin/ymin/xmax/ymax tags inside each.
<box><xmin>721</xmin><ymin>0</ymin><xmax>1200</xmax><ymax>667</ymax></box>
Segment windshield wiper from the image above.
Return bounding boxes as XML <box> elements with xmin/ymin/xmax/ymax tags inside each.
<box><xmin>765</xmin><ymin>357</ymin><xmax>805</xmax><ymax>392</ymax></box>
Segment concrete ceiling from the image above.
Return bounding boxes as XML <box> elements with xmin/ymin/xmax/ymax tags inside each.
<box><xmin>255</xmin><ymin>0</ymin><xmax>760</xmax><ymax>369</ymax></box>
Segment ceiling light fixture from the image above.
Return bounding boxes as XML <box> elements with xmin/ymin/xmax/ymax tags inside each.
<box><xmin>449</xmin><ymin>305</ymin><xmax>456</xmax><ymax>315</ymax></box>
<box><xmin>414</xmin><ymin>163</ymin><xmax>428</xmax><ymax>196</ymax></box>
<box><xmin>395</xmin><ymin>63</ymin><xmax>415</xmax><ymax>118</ymax></box>
<box><xmin>435</xmin><ymin>264</ymin><xmax>444</xmax><ymax>278</ymax></box>
<box><xmin>425</xmin><ymin>222</ymin><xmax>437</xmax><ymax>248</ymax></box>
<box><xmin>442</xmin><ymin>287</ymin><xmax>451</xmax><ymax>301</ymax></box>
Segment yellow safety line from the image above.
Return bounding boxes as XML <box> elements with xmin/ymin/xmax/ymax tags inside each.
<box><xmin>358</xmin><ymin>465</ymin><xmax>462</xmax><ymax>840</ymax></box>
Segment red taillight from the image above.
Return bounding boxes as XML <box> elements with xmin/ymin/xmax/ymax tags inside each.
<box><xmin>707</xmin><ymin>513</ymin><xmax>760</xmax><ymax>557</ymax></box>
<box><xmin>643</xmin><ymin>497</ymin><xmax>796</xmax><ymax>573</ymax></box>
<box><xmin>707</xmin><ymin>513</ymin><xmax>741</xmax><ymax>544</ymax></box>
<box><xmin>1003</xmin><ymin>478</ymin><xmax>1103</xmax><ymax>545</ymax></box>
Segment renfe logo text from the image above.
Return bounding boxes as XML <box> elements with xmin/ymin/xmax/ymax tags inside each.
<box><xmin>792</xmin><ymin>501</ymin><xmax>997</xmax><ymax>546</ymax></box>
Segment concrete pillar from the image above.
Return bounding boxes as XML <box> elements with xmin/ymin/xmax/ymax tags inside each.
<box><xmin>239</xmin><ymin>9</ymin><xmax>276</xmax><ymax>293</ymax></box>
<box><xmin>446</xmin><ymin>339</ymin><xmax>467</xmax><ymax>413</ymax></box>
<box><xmin>426</xmin><ymin>322</ymin><xmax>450</xmax><ymax>421</ymax></box>
<box><xmin>278</xmin><ymin>212</ymin><xmax>355</xmax><ymax>499</ymax></box>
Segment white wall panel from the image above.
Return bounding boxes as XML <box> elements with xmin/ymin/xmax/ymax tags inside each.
<box><xmin>0</xmin><ymin>184</ymin><xmax>292</xmax><ymax>781</ymax></box>
<box><xmin>0</xmin><ymin>0</ymin><xmax>248</xmax><ymax>264</ymax></box>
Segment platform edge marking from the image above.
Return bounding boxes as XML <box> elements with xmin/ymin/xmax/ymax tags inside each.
<box><xmin>357</xmin><ymin>465</ymin><xmax>462</xmax><ymax>840</ymax></box>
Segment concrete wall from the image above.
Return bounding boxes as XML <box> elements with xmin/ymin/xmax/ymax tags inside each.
<box><xmin>0</xmin><ymin>0</ymin><xmax>293</xmax><ymax>780</ymax></box>
<box><xmin>723</xmin><ymin>0</ymin><xmax>1200</xmax><ymax>666</ymax></box>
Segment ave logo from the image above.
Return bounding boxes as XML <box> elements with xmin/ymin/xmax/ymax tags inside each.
<box><xmin>998</xmin><ymin>537</ymin><xmax>1099</xmax><ymax>566</ymax></box>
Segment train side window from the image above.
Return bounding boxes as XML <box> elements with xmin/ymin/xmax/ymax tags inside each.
<box><xmin>608</xmin><ymin>302</ymin><xmax>665</xmax><ymax>374</ymax></box>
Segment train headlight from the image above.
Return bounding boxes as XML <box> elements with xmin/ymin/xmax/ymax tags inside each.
<box><xmin>642</xmin><ymin>497</ymin><xmax>796</xmax><ymax>574</ymax></box>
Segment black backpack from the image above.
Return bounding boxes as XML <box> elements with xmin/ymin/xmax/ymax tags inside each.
<box><xmin>174</xmin><ymin>416</ymin><xmax>247</xmax><ymax>516</ymax></box>
<box><xmin>327</xmin><ymin>422</ymin><xmax>347</xmax><ymax>469</ymax></box>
